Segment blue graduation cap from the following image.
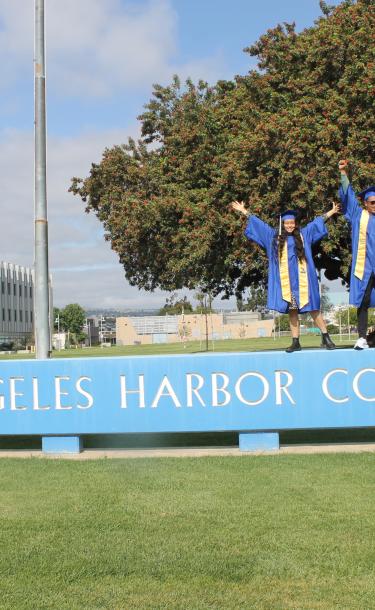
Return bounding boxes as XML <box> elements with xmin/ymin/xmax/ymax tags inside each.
<box><xmin>358</xmin><ymin>186</ymin><xmax>375</xmax><ymax>201</ymax></box>
<box><xmin>280</xmin><ymin>209</ymin><xmax>300</xmax><ymax>221</ymax></box>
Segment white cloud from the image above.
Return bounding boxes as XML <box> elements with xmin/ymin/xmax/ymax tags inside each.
<box><xmin>0</xmin><ymin>0</ymin><xmax>224</xmax><ymax>98</ymax></box>
<box><xmin>0</xmin><ymin>125</ymin><xmax>174</xmax><ymax>308</ymax></box>
<box><xmin>0</xmin><ymin>0</ymin><xmax>232</xmax><ymax>309</ymax></box>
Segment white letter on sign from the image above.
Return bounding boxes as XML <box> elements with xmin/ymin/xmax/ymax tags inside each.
<box><xmin>151</xmin><ymin>376</ymin><xmax>181</xmax><ymax>408</ymax></box>
<box><xmin>10</xmin><ymin>377</ymin><xmax>26</xmax><ymax>410</ymax></box>
<box><xmin>186</xmin><ymin>374</ymin><xmax>205</xmax><ymax>407</ymax></box>
<box><xmin>353</xmin><ymin>369</ymin><xmax>375</xmax><ymax>402</ymax></box>
<box><xmin>32</xmin><ymin>378</ymin><xmax>50</xmax><ymax>410</ymax></box>
<box><xmin>235</xmin><ymin>372</ymin><xmax>269</xmax><ymax>406</ymax></box>
<box><xmin>275</xmin><ymin>371</ymin><xmax>295</xmax><ymax>405</ymax></box>
<box><xmin>76</xmin><ymin>377</ymin><xmax>94</xmax><ymax>409</ymax></box>
<box><xmin>211</xmin><ymin>373</ymin><xmax>230</xmax><ymax>407</ymax></box>
<box><xmin>322</xmin><ymin>369</ymin><xmax>348</xmax><ymax>403</ymax></box>
<box><xmin>55</xmin><ymin>376</ymin><xmax>72</xmax><ymax>410</ymax></box>
<box><xmin>120</xmin><ymin>375</ymin><xmax>145</xmax><ymax>408</ymax></box>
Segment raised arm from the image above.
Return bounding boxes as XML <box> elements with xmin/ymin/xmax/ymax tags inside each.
<box><xmin>230</xmin><ymin>199</ymin><xmax>274</xmax><ymax>250</ymax></box>
<box><xmin>303</xmin><ymin>202</ymin><xmax>340</xmax><ymax>244</ymax></box>
<box><xmin>339</xmin><ymin>159</ymin><xmax>350</xmax><ymax>194</ymax></box>
<box><xmin>338</xmin><ymin>159</ymin><xmax>360</xmax><ymax>221</ymax></box>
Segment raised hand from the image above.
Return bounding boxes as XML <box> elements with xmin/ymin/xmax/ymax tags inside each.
<box><xmin>338</xmin><ymin>159</ymin><xmax>349</xmax><ymax>173</ymax></box>
<box><xmin>325</xmin><ymin>200</ymin><xmax>341</xmax><ymax>221</ymax></box>
<box><xmin>230</xmin><ymin>200</ymin><xmax>248</xmax><ymax>216</ymax></box>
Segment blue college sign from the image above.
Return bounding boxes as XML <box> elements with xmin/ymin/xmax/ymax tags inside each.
<box><xmin>0</xmin><ymin>349</ymin><xmax>375</xmax><ymax>451</ymax></box>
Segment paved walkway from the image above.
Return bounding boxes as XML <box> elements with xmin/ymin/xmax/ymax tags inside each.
<box><xmin>1</xmin><ymin>443</ymin><xmax>375</xmax><ymax>459</ymax></box>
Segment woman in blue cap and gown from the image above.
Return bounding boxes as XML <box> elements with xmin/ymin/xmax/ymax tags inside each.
<box><xmin>231</xmin><ymin>200</ymin><xmax>339</xmax><ymax>352</ymax></box>
<box><xmin>338</xmin><ymin>159</ymin><xmax>375</xmax><ymax>350</ymax></box>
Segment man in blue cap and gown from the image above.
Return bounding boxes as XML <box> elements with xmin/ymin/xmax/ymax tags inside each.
<box><xmin>231</xmin><ymin>199</ymin><xmax>339</xmax><ymax>352</ymax></box>
<box><xmin>338</xmin><ymin>159</ymin><xmax>375</xmax><ymax>350</ymax></box>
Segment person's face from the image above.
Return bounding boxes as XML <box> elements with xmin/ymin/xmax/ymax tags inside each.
<box><xmin>283</xmin><ymin>219</ymin><xmax>296</xmax><ymax>233</ymax></box>
<box><xmin>365</xmin><ymin>196</ymin><xmax>375</xmax><ymax>215</ymax></box>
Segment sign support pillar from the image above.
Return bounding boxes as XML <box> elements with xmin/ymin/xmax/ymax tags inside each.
<box><xmin>239</xmin><ymin>432</ymin><xmax>280</xmax><ymax>452</ymax></box>
<box><xmin>42</xmin><ymin>436</ymin><xmax>83</xmax><ymax>454</ymax></box>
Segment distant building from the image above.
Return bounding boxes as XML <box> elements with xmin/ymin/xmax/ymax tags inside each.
<box><xmin>0</xmin><ymin>262</ymin><xmax>34</xmax><ymax>344</ymax></box>
<box><xmin>84</xmin><ymin>317</ymin><xmax>100</xmax><ymax>346</ymax></box>
<box><xmin>116</xmin><ymin>311</ymin><xmax>274</xmax><ymax>346</ymax></box>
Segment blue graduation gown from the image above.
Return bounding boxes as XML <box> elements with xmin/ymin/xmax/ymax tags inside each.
<box><xmin>339</xmin><ymin>183</ymin><xmax>375</xmax><ymax>307</ymax></box>
<box><xmin>244</xmin><ymin>216</ymin><xmax>327</xmax><ymax>313</ymax></box>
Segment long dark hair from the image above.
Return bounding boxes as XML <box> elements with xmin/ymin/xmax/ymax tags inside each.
<box><xmin>274</xmin><ymin>225</ymin><xmax>306</xmax><ymax>262</ymax></box>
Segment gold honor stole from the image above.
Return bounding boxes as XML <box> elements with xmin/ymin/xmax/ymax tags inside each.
<box><xmin>354</xmin><ymin>209</ymin><xmax>369</xmax><ymax>280</ymax></box>
<box><xmin>279</xmin><ymin>236</ymin><xmax>309</xmax><ymax>309</ymax></box>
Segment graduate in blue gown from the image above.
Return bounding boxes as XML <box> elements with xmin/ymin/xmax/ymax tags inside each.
<box><xmin>231</xmin><ymin>199</ymin><xmax>339</xmax><ymax>352</ymax></box>
<box><xmin>338</xmin><ymin>159</ymin><xmax>375</xmax><ymax>350</ymax></box>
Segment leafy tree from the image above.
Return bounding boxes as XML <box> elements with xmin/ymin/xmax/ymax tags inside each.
<box><xmin>194</xmin><ymin>290</ymin><xmax>214</xmax><ymax>314</ymax></box>
<box><xmin>60</xmin><ymin>304</ymin><xmax>86</xmax><ymax>335</ymax></box>
<box><xmin>276</xmin><ymin>314</ymin><xmax>291</xmax><ymax>332</ymax></box>
<box><xmin>70</xmin><ymin>0</ymin><xmax>374</xmax><ymax>301</ymax></box>
<box><xmin>334</xmin><ymin>305</ymin><xmax>375</xmax><ymax>328</ymax></box>
<box><xmin>237</xmin><ymin>286</ymin><xmax>267</xmax><ymax>312</ymax></box>
<box><xmin>158</xmin><ymin>294</ymin><xmax>194</xmax><ymax>315</ymax></box>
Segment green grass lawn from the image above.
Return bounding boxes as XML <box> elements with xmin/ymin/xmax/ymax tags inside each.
<box><xmin>1</xmin><ymin>454</ymin><xmax>375</xmax><ymax>609</ymax></box>
<box><xmin>0</xmin><ymin>334</ymin><xmax>355</xmax><ymax>360</ymax></box>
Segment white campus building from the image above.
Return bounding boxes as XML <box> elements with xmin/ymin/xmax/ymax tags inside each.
<box><xmin>0</xmin><ymin>262</ymin><xmax>34</xmax><ymax>343</ymax></box>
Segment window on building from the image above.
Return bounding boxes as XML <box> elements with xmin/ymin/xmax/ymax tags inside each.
<box><xmin>19</xmin><ymin>285</ymin><xmax>22</xmax><ymax>297</ymax></box>
<box><xmin>25</xmin><ymin>311</ymin><xmax>28</xmax><ymax>323</ymax></box>
<box><xmin>24</xmin><ymin>285</ymin><xmax>27</xmax><ymax>297</ymax></box>
<box><xmin>7</xmin><ymin>282</ymin><xmax>10</xmax><ymax>295</ymax></box>
<box><xmin>1</xmin><ymin>281</ymin><xmax>4</xmax><ymax>295</ymax></box>
<box><xmin>30</xmin><ymin>286</ymin><xmax>32</xmax><ymax>298</ymax></box>
<box><xmin>8</xmin><ymin>309</ymin><xmax>11</xmax><ymax>322</ymax></box>
<box><xmin>30</xmin><ymin>311</ymin><xmax>33</xmax><ymax>323</ymax></box>
<box><xmin>20</xmin><ymin>310</ymin><xmax>23</xmax><ymax>323</ymax></box>
<box><xmin>13</xmin><ymin>284</ymin><xmax>16</xmax><ymax>296</ymax></box>
<box><xmin>14</xmin><ymin>310</ymin><xmax>17</xmax><ymax>322</ymax></box>
<box><xmin>2</xmin><ymin>308</ymin><xmax>5</xmax><ymax>322</ymax></box>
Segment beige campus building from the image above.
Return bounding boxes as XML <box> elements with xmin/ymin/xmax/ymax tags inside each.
<box><xmin>116</xmin><ymin>311</ymin><xmax>274</xmax><ymax>346</ymax></box>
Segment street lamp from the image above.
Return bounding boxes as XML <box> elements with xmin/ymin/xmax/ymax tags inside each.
<box><xmin>99</xmin><ymin>315</ymin><xmax>105</xmax><ymax>345</ymax></box>
<box><xmin>84</xmin><ymin>318</ymin><xmax>91</xmax><ymax>347</ymax></box>
<box><xmin>54</xmin><ymin>313</ymin><xmax>60</xmax><ymax>350</ymax></box>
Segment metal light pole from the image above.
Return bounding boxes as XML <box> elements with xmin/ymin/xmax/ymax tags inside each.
<box><xmin>34</xmin><ymin>0</ymin><xmax>50</xmax><ymax>359</ymax></box>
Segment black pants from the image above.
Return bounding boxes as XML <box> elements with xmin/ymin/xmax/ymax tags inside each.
<box><xmin>357</xmin><ymin>273</ymin><xmax>375</xmax><ymax>338</ymax></box>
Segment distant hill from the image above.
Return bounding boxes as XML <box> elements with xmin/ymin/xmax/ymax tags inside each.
<box><xmin>85</xmin><ymin>308</ymin><xmax>160</xmax><ymax>318</ymax></box>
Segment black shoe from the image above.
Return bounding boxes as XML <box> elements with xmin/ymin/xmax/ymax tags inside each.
<box><xmin>321</xmin><ymin>333</ymin><xmax>336</xmax><ymax>350</ymax></box>
<box><xmin>286</xmin><ymin>338</ymin><xmax>301</xmax><ymax>353</ymax></box>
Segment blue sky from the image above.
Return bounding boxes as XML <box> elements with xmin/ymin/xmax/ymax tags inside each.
<box><xmin>0</xmin><ymin>0</ymin><xmax>346</xmax><ymax>308</ymax></box>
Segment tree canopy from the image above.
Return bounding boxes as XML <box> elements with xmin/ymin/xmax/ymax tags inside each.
<box><xmin>55</xmin><ymin>304</ymin><xmax>86</xmax><ymax>335</ymax></box>
<box><xmin>70</xmin><ymin>0</ymin><xmax>374</xmax><ymax>301</ymax></box>
<box><xmin>158</xmin><ymin>294</ymin><xmax>194</xmax><ymax>316</ymax></box>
